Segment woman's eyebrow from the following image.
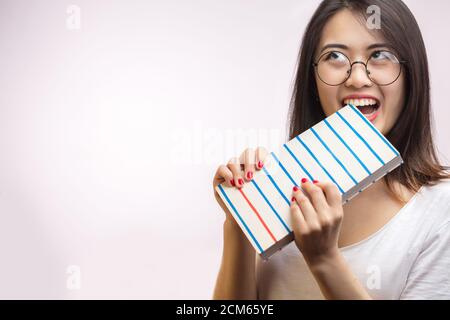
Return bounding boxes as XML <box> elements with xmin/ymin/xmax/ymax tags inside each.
<box><xmin>319</xmin><ymin>43</ymin><xmax>348</xmax><ymax>53</ymax></box>
<box><xmin>319</xmin><ymin>42</ymin><xmax>390</xmax><ymax>53</ymax></box>
<box><xmin>366</xmin><ymin>43</ymin><xmax>390</xmax><ymax>50</ymax></box>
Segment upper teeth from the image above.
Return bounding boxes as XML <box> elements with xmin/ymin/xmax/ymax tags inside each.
<box><xmin>343</xmin><ymin>98</ymin><xmax>377</xmax><ymax>106</ymax></box>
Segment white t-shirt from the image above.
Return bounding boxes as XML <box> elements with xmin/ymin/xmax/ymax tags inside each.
<box><xmin>255</xmin><ymin>179</ymin><xmax>450</xmax><ymax>300</ymax></box>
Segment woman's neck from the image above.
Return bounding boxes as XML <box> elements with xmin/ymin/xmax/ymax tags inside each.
<box><xmin>344</xmin><ymin>178</ymin><xmax>414</xmax><ymax>212</ymax></box>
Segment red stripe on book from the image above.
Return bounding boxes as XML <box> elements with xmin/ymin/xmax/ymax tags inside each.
<box><xmin>238</xmin><ymin>188</ymin><xmax>277</xmax><ymax>243</ymax></box>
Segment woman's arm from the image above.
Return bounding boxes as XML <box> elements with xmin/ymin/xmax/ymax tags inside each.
<box><xmin>212</xmin><ymin>219</ymin><xmax>257</xmax><ymax>300</ymax></box>
<box><xmin>307</xmin><ymin>249</ymin><xmax>372</xmax><ymax>300</ymax></box>
<box><xmin>290</xmin><ymin>179</ymin><xmax>372</xmax><ymax>300</ymax></box>
<box><xmin>212</xmin><ymin>147</ymin><xmax>269</xmax><ymax>300</ymax></box>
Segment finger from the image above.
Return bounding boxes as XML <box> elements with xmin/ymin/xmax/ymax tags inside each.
<box><xmin>243</xmin><ymin>148</ymin><xmax>256</xmax><ymax>181</ymax></box>
<box><xmin>292</xmin><ymin>188</ymin><xmax>319</xmax><ymax>227</ymax></box>
<box><xmin>227</xmin><ymin>157</ymin><xmax>244</xmax><ymax>188</ymax></box>
<box><xmin>215</xmin><ymin>165</ymin><xmax>234</xmax><ymax>188</ymax></box>
<box><xmin>255</xmin><ymin>146</ymin><xmax>269</xmax><ymax>171</ymax></box>
<box><xmin>290</xmin><ymin>200</ymin><xmax>308</xmax><ymax>235</ymax></box>
<box><xmin>318</xmin><ymin>180</ymin><xmax>342</xmax><ymax>208</ymax></box>
<box><xmin>300</xmin><ymin>178</ymin><xmax>328</xmax><ymax>213</ymax></box>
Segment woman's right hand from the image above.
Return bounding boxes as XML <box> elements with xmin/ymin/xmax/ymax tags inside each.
<box><xmin>213</xmin><ymin>146</ymin><xmax>269</xmax><ymax>226</ymax></box>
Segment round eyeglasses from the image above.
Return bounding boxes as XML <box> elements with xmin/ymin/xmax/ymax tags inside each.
<box><xmin>313</xmin><ymin>50</ymin><xmax>407</xmax><ymax>86</ymax></box>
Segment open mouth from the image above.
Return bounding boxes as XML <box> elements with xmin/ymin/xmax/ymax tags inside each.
<box><xmin>342</xmin><ymin>98</ymin><xmax>380</xmax><ymax>116</ymax></box>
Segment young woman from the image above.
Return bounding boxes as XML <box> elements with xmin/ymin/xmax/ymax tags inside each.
<box><xmin>212</xmin><ymin>0</ymin><xmax>450</xmax><ymax>299</ymax></box>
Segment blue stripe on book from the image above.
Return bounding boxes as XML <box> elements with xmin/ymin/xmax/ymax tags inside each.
<box><xmin>324</xmin><ymin>119</ymin><xmax>372</xmax><ymax>176</ymax></box>
<box><xmin>348</xmin><ymin>104</ymin><xmax>399</xmax><ymax>157</ymax></box>
<box><xmin>271</xmin><ymin>151</ymin><xmax>299</xmax><ymax>186</ymax></box>
<box><xmin>295</xmin><ymin>136</ymin><xmax>345</xmax><ymax>194</ymax></box>
<box><xmin>262</xmin><ymin>165</ymin><xmax>291</xmax><ymax>206</ymax></box>
<box><xmin>283</xmin><ymin>144</ymin><xmax>314</xmax><ymax>181</ymax></box>
<box><xmin>336</xmin><ymin>110</ymin><xmax>385</xmax><ymax>165</ymax></box>
<box><xmin>250</xmin><ymin>180</ymin><xmax>291</xmax><ymax>233</ymax></box>
<box><xmin>311</xmin><ymin>127</ymin><xmax>358</xmax><ymax>185</ymax></box>
<box><xmin>218</xmin><ymin>184</ymin><xmax>263</xmax><ymax>253</ymax></box>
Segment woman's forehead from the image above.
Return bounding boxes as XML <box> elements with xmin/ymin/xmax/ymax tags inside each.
<box><xmin>318</xmin><ymin>9</ymin><xmax>384</xmax><ymax>51</ymax></box>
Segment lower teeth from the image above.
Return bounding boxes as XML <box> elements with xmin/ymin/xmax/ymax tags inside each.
<box><xmin>358</xmin><ymin>104</ymin><xmax>378</xmax><ymax>114</ymax></box>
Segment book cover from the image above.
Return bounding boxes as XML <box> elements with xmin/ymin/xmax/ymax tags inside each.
<box><xmin>215</xmin><ymin>104</ymin><xmax>403</xmax><ymax>260</ymax></box>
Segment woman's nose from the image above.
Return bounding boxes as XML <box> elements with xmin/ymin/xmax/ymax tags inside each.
<box><xmin>344</xmin><ymin>62</ymin><xmax>372</xmax><ymax>88</ymax></box>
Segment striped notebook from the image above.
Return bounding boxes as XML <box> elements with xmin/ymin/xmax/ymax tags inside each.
<box><xmin>215</xmin><ymin>104</ymin><xmax>403</xmax><ymax>260</ymax></box>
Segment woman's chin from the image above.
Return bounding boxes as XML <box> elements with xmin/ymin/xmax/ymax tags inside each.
<box><xmin>373</xmin><ymin>120</ymin><xmax>386</xmax><ymax>135</ymax></box>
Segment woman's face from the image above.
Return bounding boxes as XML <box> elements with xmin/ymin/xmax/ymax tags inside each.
<box><xmin>314</xmin><ymin>9</ymin><xmax>405</xmax><ymax>135</ymax></box>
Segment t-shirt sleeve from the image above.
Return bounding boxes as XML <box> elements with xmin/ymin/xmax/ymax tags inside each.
<box><xmin>400</xmin><ymin>221</ymin><xmax>450</xmax><ymax>300</ymax></box>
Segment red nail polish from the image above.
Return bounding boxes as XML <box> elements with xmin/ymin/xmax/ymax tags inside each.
<box><xmin>238</xmin><ymin>178</ymin><xmax>244</xmax><ymax>185</ymax></box>
<box><xmin>258</xmin><ymin>161</ymin><xmax>264</xmax><ymax>169</ymax></box>
<box><xmin>293</xmin><ymin>186</ymin><xmax>299</xmax><ymax>192</ymax></box>
<box><xmin>231</xmin><ymin>179</ymin><xmax>235</xmax><ymax>186</ymax></box>
<box><xmin>291</xmin><ymin>197</ymin><xmax>296</xmax><ymax>202</ymax></box>
<box><xmin>313</xmin><ymin>180</ymin><xmax>319</xmax><ymax>184</ymax></box>
<box><xmin>247</xmin><ymin>171</ymin><xmax>253</xmax><ymax>180</ymax></box>
<box><xmin>301</xmin><ymin>178</ymin><xmax>307</xmax><ymax>183</ymax></box>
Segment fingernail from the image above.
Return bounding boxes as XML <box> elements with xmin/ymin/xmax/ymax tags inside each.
<box><xmin>291</xmin><ymin>197</ymin><xmax>296</xmax><ymax>202</ymax></box>
<box><xmin>313</xmin><ymin>180</ymin><xmax>319</xmax><ymax>184</ymax></box>
<box><xmin>293</xmin><ymin>185</ymin><xmax>299</xmax><ymax>192</ymax></box>
<box><xmin>301</xmin><ymin>178</ymin><xmax>307</xmax><ymax>183</ymax></box>
<box><xmin>257</xmin><ymin>161</ymin><xmax>264</xmax><ymax>169</ymax></box>
<box><xmin>231</xmin><ymin>179</ymin><xmax>235</xmax><ymax>186</ymax></box>
<box><xmin>238</xmin><ymin>178</ymin><xmax>244</xmax><ymax>186</ymax></box>
<box><xmin>247</xmin><ymin>171</ymin><xmax>253</xmax><ymax>180</ymax></box>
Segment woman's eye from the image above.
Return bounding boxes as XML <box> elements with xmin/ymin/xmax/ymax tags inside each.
<box><xmin>371</xmin><ymin>50</ymin><xmax>391</xmax><ymax>60</ymax></box>
<box><xmin>324</xmin><ymin>51</ymin><xmax>346</xmax><ymax>62</ymax></box>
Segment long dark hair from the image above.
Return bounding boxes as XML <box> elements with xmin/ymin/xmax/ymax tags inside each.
<box><xmin>287</xmin><ymin>0</ymin><xmax>450</xmax><ymax>202</ymax></box>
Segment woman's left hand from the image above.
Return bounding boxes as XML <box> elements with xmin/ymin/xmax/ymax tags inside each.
<box><xmin>290</xmin><ymin>178</ymin><xmax>344</xmax><ymax>267</ymax></box>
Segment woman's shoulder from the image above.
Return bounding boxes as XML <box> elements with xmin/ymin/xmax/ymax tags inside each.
<box><xmin>417</xmin><ymin>178</ymin><xmax>450</xmax><ymax>231</ymax></box>
<box><xmin>421</xmin><ymin>178</ymin><xmax>450</xmax><ymax>199</ymax></box>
